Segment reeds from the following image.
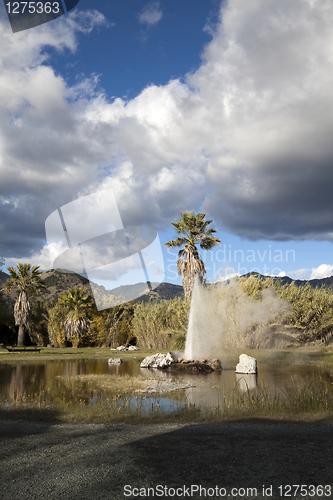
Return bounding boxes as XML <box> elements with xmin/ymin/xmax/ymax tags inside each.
<box><xmin>2</xmin><ymin>373</ymin><xmax>333</xmax><ymax>424</ymax></box>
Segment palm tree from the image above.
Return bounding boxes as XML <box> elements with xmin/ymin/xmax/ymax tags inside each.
<box><xmin>165</xmin><ymin>211</ymin><xmax>221</xmax><ymax>300</ymax></box>
<box><xmin>58</xmin><ymin>288</ymin><xmax>93</xmax><ymax>347</ymax></box>
<box><xmin>4</xmin><ymin>263</ymin><xmax>45</xmax><ymax>346</ymax></box>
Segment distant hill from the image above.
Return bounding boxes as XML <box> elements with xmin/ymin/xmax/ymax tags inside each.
<box><xmin>0</xmin><ymin>269</ymin><xmax>184</xmax><ymax>307</ymax></box>
<box><xmin>241</xmin><ymin>272</ymin><xmax>333</xmax><ymax>289</ymax></box>
<box><xmin>2</xmin><ymin>267</ymin><xmax>333</xmax><ymax>310</ymax></box>
<box><xmin>0</xmin><ymin>271</ymin><xmax>9</xmax><ymax>286</ymax></box>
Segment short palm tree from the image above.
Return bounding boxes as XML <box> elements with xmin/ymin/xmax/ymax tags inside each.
<box><xmin>58</xmin><ymin>288</ymin><xmax>93</xmax><ymax>347</ymax></box>
<box><xmin>4</xmin><ymin>263</ymin><xmax>45</xmax><ymax>346</ymax></box>
<box><xmin>165</xmin><ymin>211</ymin><xmax>221</xmax><ymax>300</ymax></box>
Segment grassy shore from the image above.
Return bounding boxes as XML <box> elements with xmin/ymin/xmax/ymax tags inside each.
<box><xmin>1</xmin><ymin>343</ymin><xmax>333</xmax><ymax>363</ymax></box>
<box><xmin>0</xmin><ymin>346</ymin><xmax>166</xmax><ymax>363</ymax></box>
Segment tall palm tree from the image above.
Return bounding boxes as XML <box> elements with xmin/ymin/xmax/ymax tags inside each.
<box><xmin>165</xmin><ymin>211</ymin><xmax>221</xmax><ymax>300</ymax></box>
<box><xmin>58</xmin><ymin>288</ymin><xmax>93</xmax><ymax>347</ymax></box>
<box><xmin>4</xmin><ymin>263</ymin><xmax>45</xmax><ymax>346</ymax></box>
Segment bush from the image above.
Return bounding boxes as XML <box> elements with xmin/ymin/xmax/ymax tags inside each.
<box><xmin>27</xmin><ymin>300</ymin><xmax>49</xmax><ymax>346</ymax></box>
<box><xmin>275</xmin><ymin>282</ymin><xmax>333</xmax><ymax>341</ymax></box>
<box><xmin>240</xmin><ymin>276</ymin><xmax>333</xmax><ymax>343</ymax></box>
<box><xmin>132</xmin><ymin>298</ymin><xmax>189</xmax><ymax>350</ymax></box>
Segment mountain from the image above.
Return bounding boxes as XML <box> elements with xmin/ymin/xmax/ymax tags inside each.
<box><xmin>240</xmin><ymin>272</ymin><xmax>333</xmax><ymax>289</ymax></box>
<box><xmin>2</xmin><ymin>267</ymin><xmax>333</xmax><ymax>310</ymax></box>
<box><xmin>0</xmin><ymin>269</ymin><xmax>184</xmax><ymax>307</ymax></box>
<box><xmin>0</xmin><ymin>271</ymin><xmax>10</xmax><ymax>286</ymax></box>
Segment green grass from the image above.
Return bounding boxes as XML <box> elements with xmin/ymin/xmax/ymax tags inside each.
<box><xmin>0</xmin><ymin>346</ymin><xmax>170</xmax><ymax>363</ymax></box>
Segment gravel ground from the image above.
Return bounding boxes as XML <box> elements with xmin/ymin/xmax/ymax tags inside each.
<box><xmin>0</xmin><ymin>419</ymin><xmax>333</xmax><ymax>500</ymax></box>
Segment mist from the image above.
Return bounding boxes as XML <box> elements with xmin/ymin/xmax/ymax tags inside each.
<box><xmin>184</xmin><ymin>279</ymin><xmax>292</xmax><ymax>360</ymax></box>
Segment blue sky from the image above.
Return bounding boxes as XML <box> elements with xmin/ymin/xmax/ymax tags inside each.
<box><xmin>1</xmin><ymin>0</ymin><xmax>333</xmax><ymax>289</ymax></box>
<box><xmin>52</xmin><ymin>0</ymin><xmax>220</xmax><ymax>99</ymax></box>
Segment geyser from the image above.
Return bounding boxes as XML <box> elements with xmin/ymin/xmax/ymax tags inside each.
<box><xmin>184</xmin><ymin>279</ymin><xmax>291</xmax><ymax>360</ymax></box>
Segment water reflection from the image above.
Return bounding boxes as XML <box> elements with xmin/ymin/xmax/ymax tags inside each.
<box><xmin>236</xmin><ymin>373</ymin><xmax>258</xmax><ymax>392</ymax></box>
<box><xmin>1</xmin><ymin>360</ymin><xmax>333</xmax><ymax>414</ymax></box>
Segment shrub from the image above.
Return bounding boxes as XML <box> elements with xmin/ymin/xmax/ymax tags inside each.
<box><xmin>131</xmin><ymin>298</ymin><xmax>189</xmax><ymax>350</ymax></box>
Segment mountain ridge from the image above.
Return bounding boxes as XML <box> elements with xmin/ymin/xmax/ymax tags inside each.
<box><xmin>1</xmin><ymin>269</ymin><xmax>333</xmax><ymax>308</ymax></box>
<box><xmin>0</xmin><ymin>269</ymin><xmax>184</xmax><ymax>306</ymax></box>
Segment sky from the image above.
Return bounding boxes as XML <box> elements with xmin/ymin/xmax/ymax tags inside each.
<box><xmin>0</xmin><ymin>0</ymin><xmax>333</xmax><ymax>290</ymax></box>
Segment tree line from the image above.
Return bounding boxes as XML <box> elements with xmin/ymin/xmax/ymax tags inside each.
<box><xmin>1</xmin><ymin>212</ymin><xmax>333</xmax><ymax>348</ymax></box>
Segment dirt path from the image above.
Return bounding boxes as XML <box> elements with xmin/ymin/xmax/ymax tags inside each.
<box><xmin>1</xmin><ymin>419</ymin><xmax>333</xmax><ymax>499</ymax></box>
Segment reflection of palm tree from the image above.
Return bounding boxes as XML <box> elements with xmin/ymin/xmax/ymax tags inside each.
<box><xmin>58</xmin><ymin>289</ymin><xmax>93</xmax><ymax>347</ymax></box>
<box><xmin>4</xmin><ymin>263</ymin><xmax>44</xmax><ymax>346</ymax></box>
<box><xmin>165</xmin><ymin>211</ymin><xmax>221</xmax><ymax>300</ymax></box>
<box><xmin>8</xmin><ymin>365</ymin><xmax>26</xmax><ymax>402</ymax></box>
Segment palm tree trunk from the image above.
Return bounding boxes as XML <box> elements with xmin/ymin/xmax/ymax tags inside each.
<box><xmin>17</xmin><ymin>325</ymin><xmax>25</xmax><ymax>346</ymax></box>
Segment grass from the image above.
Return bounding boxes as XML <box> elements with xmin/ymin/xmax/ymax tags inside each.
<box><xmin>1</xmin><ymin>344</ymin><xmax>333</xmax><ymax>364</ymax></box>
<box><xmin>0</xmin><ymin>371</ymin><xmax>200</xmax><ymax>425</ymax></box>
<box><xmin>0</xmin><ymin>346</ymin><xmax>170</xmax><ymax>363</ymax></box>
<box><xmin>1</xmin><ymin>368</ymin><xmax>333</xmax><ymax>425</ymax></box>
<box><xmin>2</xmin><ymin>387</ymin><xmax>333</xmax><ymax>425</ymax></box>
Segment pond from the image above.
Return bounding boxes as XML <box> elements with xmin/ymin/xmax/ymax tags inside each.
<box><xmin>1</xmin><ymin>358</ymin><xmax>333</xmax><ymax>416</ymax></box>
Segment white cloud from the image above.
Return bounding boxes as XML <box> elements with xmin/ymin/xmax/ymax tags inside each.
<box><xmin>138</xmin><ymin>2</ymin><xmax>162</xmax><ymax>26</ymax></box>
<box><xmin>2</xmin><ymin>0</ymin><xmax>333</xmax><ymax>266</ymax></box>
<box><xmin>310</xmin><ymin>264</ymin><xmax>333</xmax><ymax>280</ymax></box>
<box><xmin>5</xmin><ymin>245</ymin><xmax>54</xmax><ymax>271</ymax></box>
<box><xmin>288</xmin><ymin>268</ymin><xmax>310</xmax><ymax>280</ymax></box>
<box><xmin>82</xmin><ymin>0</ymin><xmax>333</xmax><ymax>241</ymax></box>
<box><xmin>217</xmin><ymin>272</ymin><xmax>240</xmax><ymax>282</ymax></box>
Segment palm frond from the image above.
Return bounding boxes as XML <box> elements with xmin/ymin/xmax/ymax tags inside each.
<box><xmin>165</xmin><ymin>211</ymin><xmax>221</xmax><ymax>299</ymax></box>
<box><xmin>199</xmin><ymin>236</ymin><xmax>222</xmax><ymax>250</ymax></box>
<box><xmin>165</xmin><ymin>237</ymin><xmax>189</xmax><ymax>248</ymax></box>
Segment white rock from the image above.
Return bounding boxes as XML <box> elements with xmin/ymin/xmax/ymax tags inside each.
<box><xmin>235</xmin><ymin>354</ymin><xmax>257</xmax><ymax>374</ymax></box>
<box><xmin>108</xmin><ymin>358</ymin><xmax>123</xmax><ymax>364</ymax></box>
<box><xmin>116</xmin><ymin>346</ymin><xmax>127</xmax><ymax>351</ymax></box>
<box><xmin>140</xmin><ymin>352</ymin><xmax>174</xmax><ymax>369</ymax></box>
<box><xmin>128</xmin><ymin>346</ymin><xmax>139</xmax><ymax>351</ymax></box>
<box><xmin>140</xmin><ymin>354</ymin><xmax>156</xmax><ymax>368</ymax></box>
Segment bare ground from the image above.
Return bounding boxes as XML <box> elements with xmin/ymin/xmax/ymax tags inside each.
<box><xmin>1</xmin><ymin>419</ymin><xmax>333</xmax><ymax>499</ymax></box>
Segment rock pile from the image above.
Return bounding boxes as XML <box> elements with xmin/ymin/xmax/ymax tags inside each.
<box><xmin>140</xmin><ymin>352</ymin><xmax>174</xmax><ymax>368</ymax></box>
<box><xmin>140</xmin><ymin>352</ymin><xmax>222</xmax><ymax>372</ymax></box>
<box><xmin>173</xmin><ymin>357</ymin><xmax>222</xmax><ymax>373</ymax></box>
<box><xmin>110</xmin><ymin>345</ymin><xmax>139</xmax><ymax>351</ymax></box>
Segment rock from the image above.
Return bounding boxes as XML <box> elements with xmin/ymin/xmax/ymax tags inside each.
<box><xmin>127</xmin><ymin>346</ymin><xmax>139</xmax><ymax>351</ymax></box>
<box><xmin>140</xmin><ymin>352</ymin><xmax>174</xmax><ymax>369</ymax></box>
<box><xmin>173</xmin><ymin>361</ymin><xmax>215</xmax><ymax>373</ymax></box>
<box><xmin>108</xmin><ymin>358</ymin><xmax>123</xmax><ymax>364</ymax></box>
<box><xmin>235</xmin><ymin>354</ymin><xmax>257</xmax><ymax>374</ymax></box>
<box><xmin>210</xmin><ymin>358</ymin><xmax>222</xmax><ymax>370</ymax></box>
<box><xmin>137</xmin><ymin>381</ymin><xmax>196</xmax><ymax>394</ymax></box>
<box><xmin>116</xmin><ymin>345</ymin><xmax>127</xmax><ymax>351</ymax></box>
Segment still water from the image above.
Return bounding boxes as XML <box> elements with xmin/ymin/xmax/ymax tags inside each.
<box><xmin>1</xmin><ymin>359</ymin><xmax>333</xmax><ymax>414</ymax></box>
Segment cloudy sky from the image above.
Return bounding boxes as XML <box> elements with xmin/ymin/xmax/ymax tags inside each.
<box><xmin>1</xmin><ymin>0</ymin><xmax>333</xmax><ymax>288</ymax></box>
